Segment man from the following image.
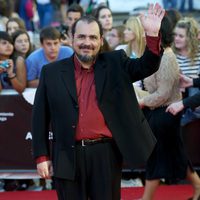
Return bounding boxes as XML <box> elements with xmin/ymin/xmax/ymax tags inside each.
<box><xmin>65</xmin><ymin>3</ymin><xmax>84</xmax><ymax>33</ymax></box>
<box><xmin>26</xmin><ymin>26</ymin><xmax>73</xmax><ymax>88</ymax></box>
<box><xmin>61</xmin><ymin>3</ymin><xmax>84</xmax><ymax>46</ymax></box>
<box><xmin>32</xmin><ymin>3</ymin><xmax>165</xmax><ymax>200</ymax></box>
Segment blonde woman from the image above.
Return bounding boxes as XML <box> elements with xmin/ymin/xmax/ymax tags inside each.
<box><xmin>173</xmin><ymin>17</ymin><xmax>200</xmax><ymax>126</ymax></box>
<box><xmin>173</xmin><ymin>17</ymin><xmax>200</xmax><ymax>79</ymax></box>
<box><xmin>116</xmin><ymin>16</ymin><xmax>146</xmax><ymax>89</ymax></box>
<box><xmin>116</xmin><ymin>16</ymin><xmax>146</xmax><ymax>59</ymax></box>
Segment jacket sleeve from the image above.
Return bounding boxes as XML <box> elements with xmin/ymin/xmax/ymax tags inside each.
<box><xmin>183</xmin><ymin>92</ymin><xmax>200</xmax><ymax>109</ymax></box>
<box><xmin>32</xmin><ymin>66</ymin><xmax>51</xmax><ymax>159</ymax></box>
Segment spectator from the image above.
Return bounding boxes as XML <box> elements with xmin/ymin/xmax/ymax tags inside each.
<box><xmin>6</xmin><ymin>17</ymin><xmax>26</xmax><ymax>36</ymax></box>
<box><xmin>61</xmin><ymin>3</ymin><xmax>84</xmax><ymax>46</ymax></box>
<box><xmin>93</xmin><ymin>4</ymin><xmax>113</xmax><ymax>41</ymax></box>
<box><xmin>65</xmin><ymin>3</ymin><xmax>84</xmax><ymax>33</ymax></box>
<box><xmin>15</xmin><ymin>0</ymin><xmax>34</xmax><ymax>31</ymax></box>
<box><xmin>107</xmin><ymin>25</ymin><xmax>125</xmax><ymax>50</ymax></box>
<box><xmin>35</xmin><ymin>0</ymin><xmax>54</xmax><ymax>28</ymax></box>
<box><xmin>173</xmin><ymin>17</ymin><xmax>200</xmax><ymax>126</ymax></box>
<box><xmin>0</xmin><ymin>31</ymin><xmax>26</xmax><ymax>93</ymax></box>
<box><xmin>92</xmin><ymin>4</ymin><xmax>113</xmax><ymax>52</ymax></box>
<box><xmin>116</xmin><ymin>16</ymin><xmax>146</xmax><ymax>59</ymax></box>
<box><xmin>115</xmin><ymin>16</ymin><xmax>146</xmax><ymax>89</ymax></box>
<box><xmin>26</xmin><ymin>26</ymin><xmax>73</xmax><ymax>88</ymax></box>
<box><xmin>59</xmin><ymin>0</ymin><xmax>81</xmax><ymax>22</ymax></box>
<box><xmin>0</xmin><ymin>0</ymin><xmax>9</xmax><ymax>31</ymax></box>
<box><xmin>12</xmin><ymin>29</ymin><xmax>32</xmax><ymax>64</ymax></box>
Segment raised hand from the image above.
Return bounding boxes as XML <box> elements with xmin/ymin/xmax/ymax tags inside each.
<box><xmin>139</xmin><ymin>3</ymin><xmax>165</xmax><ymax>36</ymax></box>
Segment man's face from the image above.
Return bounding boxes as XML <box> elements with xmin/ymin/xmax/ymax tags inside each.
<box><xmin>72</xmin><ymin>20</ymin><xmax>103</xmax><ymax>64</ymax></box>
<box><xmin>41</xmin><ymin>39</ymin><xmax>61</xmax><ymax>61</ymax></box>
<box><xmin>66</xmin><ymin>12</ymin><xmax>82</xmax><ymax>30</ymax></box>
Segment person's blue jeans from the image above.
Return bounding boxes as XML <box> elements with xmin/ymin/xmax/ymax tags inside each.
<box><xmin>179</xmin><ymin>0</ymin><xmax>193</xmax><ymax>12</ymax></box>
<box><xmin>36</xmin><ymin>3</ymin><xmax>54</xmax><ymax>28</ymax></box>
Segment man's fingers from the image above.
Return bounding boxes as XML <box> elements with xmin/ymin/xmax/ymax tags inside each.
<box><xmin>37</xmin><ymin>161</ymin><xmax>53</xmax><ymax>179</ymax></box>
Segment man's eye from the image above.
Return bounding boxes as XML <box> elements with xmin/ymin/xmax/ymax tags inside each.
<box><xmin>78</xmin><ymin>35</ymin><xmax>85</xmax><ymax>39</ymax></box>
<box><xmin>90</xmin><ymin>36</ymin><xmax>97</xmax><ymax>40</ymax></box>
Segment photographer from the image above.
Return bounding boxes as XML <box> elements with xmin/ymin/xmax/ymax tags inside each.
<box><xmin>60</xmin><ymin>3</ymin><xmax>84</xmax><ymax>46</ymax></box>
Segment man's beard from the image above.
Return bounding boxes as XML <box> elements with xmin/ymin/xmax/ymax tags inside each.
<box><xmin>75</xmin><ymin>44</ymin><xmax>98</xmax><ymax>63</ymax></box>
<box><xmin>76</xmin><ymin>53</ymin><xmax>96</xmax><ymax>63</ymax></box>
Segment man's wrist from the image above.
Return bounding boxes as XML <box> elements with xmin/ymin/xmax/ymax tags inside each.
<box><xmin>36</xmin><ymin>156</ymin><xmax>50</xmax><ymax>164</ymax></box>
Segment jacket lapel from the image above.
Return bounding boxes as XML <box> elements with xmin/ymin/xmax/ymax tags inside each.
<box><xmin>60</xmin><ymin>58</ymin><xmax>78</xmax><ymax>104</ymax></box>
<box><xmin>94</xmin><ymin>59</ymin><xmax>106</xmax><ymax>102</ymax></box>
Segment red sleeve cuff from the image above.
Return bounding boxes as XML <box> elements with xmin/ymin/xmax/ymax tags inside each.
<box><xmin>146</xmin><ymin>34</ymin><xmax>161</xmax><ymax>56</ymax></box>
<box><xmin>36</xmin><ymin>156</ymin><xmax>50</xmax><ymax>164</ymax></box>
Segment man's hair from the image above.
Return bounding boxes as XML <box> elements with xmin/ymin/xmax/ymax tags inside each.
<box><xmin>0</xmin><ymin>31</ymin><xmax>13</xmax><ymax>44</ymax></box>
<box><xmin>40</xmin><ymin>26</ymin><xmax>61</xmax><ymax>44</ymax></box>
<box><xmin>71</xmin><ymin>15</ymin><xmax>103</xmax><ymax>38</ymax></box>
<box><xmin>67</xmin><ymin>3</ymin><xmax>84</xmax><ymax>16</ymax></box>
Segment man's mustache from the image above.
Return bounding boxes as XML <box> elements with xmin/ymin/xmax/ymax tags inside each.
<box><xmin>79</xmin><ymin>45</ymin><xmax>94</xmax><ymax>50</ymax></box>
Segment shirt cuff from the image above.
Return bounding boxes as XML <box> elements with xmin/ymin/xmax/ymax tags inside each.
<box><xmin>36</xmin><ymin>156</ymin><xmax>50</xmax><ymax>164</ymax></box>
<box><xmin>146</xmin><ymin>34</ymin><xmax>161</xmax><ymax>56</ymax></box>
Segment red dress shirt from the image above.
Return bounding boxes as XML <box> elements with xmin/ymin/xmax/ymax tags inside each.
<box><xmin>74</xmin><ymin>55</ymin><xmax>112</xmax><ymax>140</ymax></box>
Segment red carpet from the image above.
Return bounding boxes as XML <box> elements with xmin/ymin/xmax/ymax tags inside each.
<box><xmin>0</xmin><ymin>185</ymin><xmax>194</xmax><ymax>200</ymax></box>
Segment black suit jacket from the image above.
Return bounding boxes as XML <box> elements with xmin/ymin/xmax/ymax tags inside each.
<box><xmin>32</xmin><ymin>49</ymin><xmax>162</xmax><ymax>180</ymax></box>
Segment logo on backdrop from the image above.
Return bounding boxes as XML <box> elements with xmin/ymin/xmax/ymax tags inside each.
<box><xmin>0</xmin><ymin>112</ymin><xmax>14</xmax><ymax>122</ymax></box>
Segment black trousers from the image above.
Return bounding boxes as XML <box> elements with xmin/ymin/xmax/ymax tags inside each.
<box><xmin>54</xmin><ymin>141</ymin><xmax>122</xmax><ymax>200</ymax></box>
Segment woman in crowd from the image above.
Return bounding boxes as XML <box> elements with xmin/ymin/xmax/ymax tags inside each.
<box><xmin>173</xmin><ymin>17</ymin><xmax>200</xmax><ymax>79</ymax></box>
<box><xmin>12</xmin><ymin>29</ymin><xmax>32</xmax><ymax>59</ymax></box>
<box><xmin>173</xmin><ymin>17</ymin><xmax>200</xmax><ymax>126</ymax></box>
<box><xmin>107</xmin><ymin>25</ymin><xmax>125</xmax><ymax>50</ymax></box>
<box><xmin>6</xmin><ymin>17</ymin><xmax>26</xmax><ymax>36</ymax></box>
<box><xmin>116</xmin><ymin>16</ymin><xmax>146</xmax><ymax>89</ymax></box>
<box><xmin>138</xmin><ymin>16</ymin><xmax>200</xmax><ymax>200</ymax></box>
<box><xmin>116</xmin><ymin>16</ymin><xmax>146</xmax><ymax>59</ymax></box>
<box><xmin>0</xmin><ymin>31</ymin><xmax>26</xmax><ymax>93</ymax></box>
<box><xmin>93</xmin><ymin>4</ymin><xmax>113</xmax><ymax>41</ymax></box>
